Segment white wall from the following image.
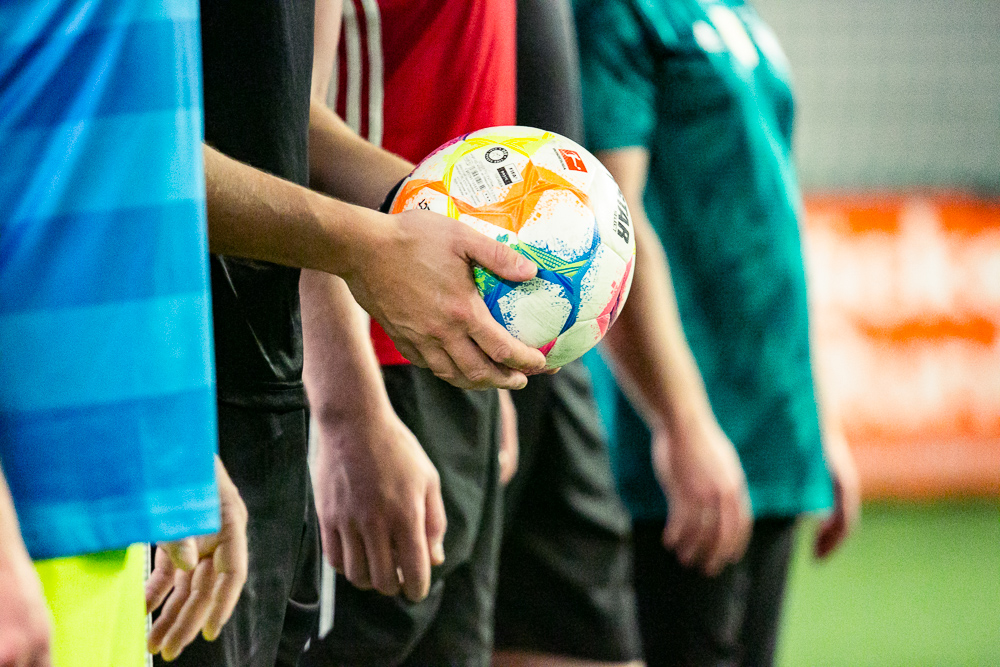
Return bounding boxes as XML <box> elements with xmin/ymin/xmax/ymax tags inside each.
<box><xmin>754</xmin><ymin>0</ymin><xmax>1000</xmax><ymax>192</ymax></box>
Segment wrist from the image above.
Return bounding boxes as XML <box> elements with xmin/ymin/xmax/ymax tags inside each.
<box><xmin>321</xmin><ymin>198</ymin><xmax>392</xmax><ymax>281</ymax></box>
<box><xmin>0</xmin><ymin>535</ymin><xmax>34</xmax><ymax>581</ymax></box>
<box><xmin>658</xmin><ymin>390</ymin><xmax>711</xmax><ymax>441</ymax></box>
<box><xmin>314</xmin><ymin>392</ymin><xmax>396</xmax><ymax>443</ymax></box>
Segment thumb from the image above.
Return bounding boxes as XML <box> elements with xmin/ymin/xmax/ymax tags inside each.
<box><xmin>162</xmin><ymin>537</ymin><xmax>199</xmax><ymax>571</ymax></box>
<box><xmin>464</xmin><ymin>233</ymin><xmax>537</xmax><ymax>283</ymax></box>
<box><xmin>425</xmin><ymin>485</ymin><xmax>447</xmax><ymax>566</ymax></box>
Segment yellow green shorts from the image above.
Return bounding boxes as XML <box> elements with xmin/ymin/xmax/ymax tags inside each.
<box><xmin>33</xmin><ymin>543</ymin><xmax>147</xmax><ymax>667</ymax></box>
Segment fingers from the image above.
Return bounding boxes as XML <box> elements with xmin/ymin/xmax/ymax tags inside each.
<box><xmin>684</xmin><ymin>507</ymin><xmax>716</xmax><ymax>568</ymax></box>
<box><xmin>392</xmin><ymin>339</ymin><xmax>429</xmax><ymax>368</ymax></box>
<box><xmin>732</xmin><ymin>492</ymin><xmax>753</xmax><ymax>562</ymax></box>
<box><xmin>396</xmin><ymin>475</ymin><xmax>446</xmax><ymax>602</ymax></box>
<box><xmin>0</xmin><ymin>628</ymin><xmax>52</xmax><ymax>667</ymax></box>
<box><xmin>322</xmin><ymin>527</ymin><xmax>345</xmax><ymax>572</ymax></box>
<box><xmin>463</xmin><ymin>232</ymin><xmax>537</xmax><ymax>284</ymax></box>
<box><xmin>202</xmin><ymin>572</ymin><xmax>243</xmax><ymax>643</ymax></box>
<box><xmin>393</xmin><ymin>508</ymin><xmax>432</xmax><ymax>603</ymax></box>
<box><xmin>814</xmin><ymin>476</ymin><xmax>857</xmax><ymax>560</ymax></box>
<box><xmin>425</xmin><ymin>480</ymin><xmax>447</xmax><ymax>567</ymax></box>
<box><xmin>363</xmin><ymin>524</ymin><xmax>401</xmax><ymax>598</ymax></box>
<box><xmin>497</xmin><ymin>446</ymin><xmax>516</xmax><ymax>486</ymax></box>
<box><xmin>705</xmin><ymin>488</ymin><xmax>752</xmax><ymax>576</ymax></box>
<box><xmin>146</xmin><ymin>547</ymin><xmax>177</xmax><ymax>614</ymax></box>
<box><xmin>416</xmin><ymin>329</ymin><xmax>530</xmax><ymax>391</ymax></box>
<box><xmin>705</xmin><ymin>501</ymin><xmax>739</xmax><ymax>576</ymax></box>
<box><xmin>664</xmin><ymin>501</ymin><xmax>727</xmax><ymax>576</ymax></box>
<box><xmin>814</xmin><ymin>485</ymin><xmax>849</xmax><ymax>560</ymax></box>
<box><xmin>418</xmin><ymin>346</ymin><xmax>471</xmax><ymax>389</ymax></box>
<box><xmin>444</xmin><ymin>336</ymin><xmax>529</xmax><ymax>391</ymax></box>
<box><xmin>161</xmin><ymin>538</ymin><xmax>199</xmax><ymax>572</ymax></box>
<box><xmin>341</xmin><ymin>529</ymin><xmax>372</xmax><ymax>590</ymax></box>
<box><xmin>156</xmin><ymin>560</ymin><xmax>215</xmax><ymax>661</ymax></box>
<box><xmin>813</xmin><ymin>512</ymin><xmax>843</xmax><ymax>560</ymax></box>
<box><xmin>663</xmin><ymin>501</ymin><xmax>707</xmax><ymax>567</ymax></box>
<box><xmin>467</xmin><ymin>300</ymin><xmax>546</xmax><ymax>377</ymax></box>
<box><xmin>29</xmin><ymin>648</ymin><xmax>53</xmax><ymax>667</ymax></box>
<box><xmin>202</xmin><ymin>530</ymin><xmax>248</xmax><ymax>642</ymax></box>
<box><xmin>148</xmin><ymin>568</ymin><xmax>190</xmax><ymax>656</ymax></box>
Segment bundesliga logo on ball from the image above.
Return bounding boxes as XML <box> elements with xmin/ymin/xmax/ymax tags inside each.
<box><xmin>390</xmin><ymin>126</ymin><xmax>636</xmax><ymax>369</ymax></box>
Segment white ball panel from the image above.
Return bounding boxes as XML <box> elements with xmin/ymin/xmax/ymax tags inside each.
<box><xmin>497</xmin><ymin>278</ymin><xmax>572</xmax><ymax>348</ymax></box>
<box><xmin>577</xmin><ymin>245</ymin><xmax>627</xmax><ymax>321</ymax></box>
<box><xmin>409</xmin><ymin>145</ymin><xmax>456</xmax><ymax>182</ymax></box>
<box><xmin>459</xmin><ymin>214</ymin><xmax>520</xmax><ymax>245</ymax></box>
<box><xmin>589</xmin><ymin>173</ymin><xmax>635</xmax><ymax>265</ymax></box>
<box><xmin>518</xmin><ymin>189</ymin><xmax>595</xmax><ymax>262</ymax></box>
<box><xmin>543</xmin><ymin>318</ymin><xmax>603</xmax><ymax>369</ymax></box>
<box><xmin>527</xmin><ymin>136</ymin><xmax>597</xmax><ymax>192</ymax></box>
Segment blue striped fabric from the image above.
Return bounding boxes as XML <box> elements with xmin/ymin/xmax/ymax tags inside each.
<box><xmin>0</xmin><ymin>0</ymin><xmax>220</xmax><ymax>560</ymax></box>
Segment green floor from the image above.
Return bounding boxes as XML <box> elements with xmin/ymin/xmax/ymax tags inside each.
<box><xmin>777</xmin><ymin>501</ymin><xmax>1000</xmax><ymax>667</ymax></box>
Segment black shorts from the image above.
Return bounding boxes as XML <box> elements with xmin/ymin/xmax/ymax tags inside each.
<box><xmin>155</xmin><ymin>404</ymin><xmax>321</xmax><ymax>667</ymax></box>
<box><xmin>494</xmin><ymin>360</ymin><xmax>643</xmax><ymax>662</ymax></box>
<box><xmin>304</xmin><ymin>365</ymin><xmax>503</xmax><ymax>667</ymax></box>
<box><xmin>632</xmin><ymin>517</ymin><xmax>797</xmax><ymax>667</ymax></box>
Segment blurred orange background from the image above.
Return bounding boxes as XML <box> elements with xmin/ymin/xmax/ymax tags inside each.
<box><xmin>804</xmin><ymin>195</ymin><xmax>1000</xmax><ymax>499</ymax></box>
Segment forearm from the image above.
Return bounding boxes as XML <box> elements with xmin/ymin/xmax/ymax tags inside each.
<box><xmin>204</xmin><ymin>143</ymin><xmax>385</xmax><ymax>277</ymax></box>
<box><xmin>301</xmin><ymin>268</ymin><xmax>393</xmax><ymax>434</ymax></box>
<box><xmin>600</xmin><ymin>204</ymin><xmax>715</xmax><ymax>437</ymax></box>
<box><xmin>0</xmin><ymin>467</ymin><xmax>30</xmax><ymax>571</ymax></box>
<box><xmin>308</xmin><ymin>101</ymin><xmax>412</xmax><ymax>210</ymax></box>
<box><xmin>309</xmin><ymin>0</ymin><xmax>407</xmax><ymax>209</ymax></box>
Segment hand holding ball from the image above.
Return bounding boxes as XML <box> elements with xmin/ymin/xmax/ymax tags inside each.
<box><xmin>389</xmin><ymin>126</ymin><xmax>635</xmax><ymax>369</ymax></box>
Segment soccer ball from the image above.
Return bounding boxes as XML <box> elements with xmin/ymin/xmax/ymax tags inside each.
<box><xmin>389</xmin><ymin>126</ymin><xmax>635</xmax><ymax>369</ymax></box>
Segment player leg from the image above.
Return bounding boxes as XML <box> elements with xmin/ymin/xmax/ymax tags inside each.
<box><xmin>631</xmin><ymin>516</ymin><xmax>797</xmax><ymax>667</ymax></box>
<box><xmin>737</xmin><ymin>517</ymin><xmax>797</xmax><ymax>667</ymax></box>
<box><xmin>631</xmin><ymin>519</ymin><xmax>747</xmax><ymax>666</ymax></box>
<box><xmin>34</xmin><ymin>544</ymin><xmax>147</xmax><ymax>667</ymax></box>
<box><xmin>494</xmin><ymin>361</ymin><xmax>643</xmax><ymax>667</ymax></box>
<box><xmin>304</xmin><ymin>365</ymin><xmax>503</xmax><ymax>666</ymax></box>
<box><xmin>402</xmin><ymin>425</ymin><xmax>503</xmax><ymax>667</ymax></box>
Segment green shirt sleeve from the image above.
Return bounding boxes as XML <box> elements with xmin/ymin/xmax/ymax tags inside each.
<box><xmin>575</xmin><ymin>0</ymin><xmax>658</xmax><ymax>152</ymax></box>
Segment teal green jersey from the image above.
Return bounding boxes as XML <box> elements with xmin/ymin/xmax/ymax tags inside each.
<box><xmin>576</xmin><ymin>0</ymin><xmax>833</xmax><ymax>519</ymax></box>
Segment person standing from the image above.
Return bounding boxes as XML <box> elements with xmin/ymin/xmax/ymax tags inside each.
<box><xmin>0</xmin><ymin>2</ymin><xmax>248</xmax><ymax>665</ymax></box>
<box><xmin>575</xmin><ymin>0</ymin><xmax>860</xmax><ymax>664</ymax></box>
<box><xmin>493</xmin><ymin>1</ymin><xmax>647</xmax><ymax>665</ymax></box>
<box><xmin>161</xmin><ymin>1</ymin><xmax>544</xmax><ymax>665</ymax></box>
<box><xmin>302</xmin><ymin>1</ymin><xmax>514</xmax><ymax>664</ymax></box>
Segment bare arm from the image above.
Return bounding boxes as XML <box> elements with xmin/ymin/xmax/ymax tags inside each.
<box><xmin>202</xmin><ymin>129</ymin><xmax>544</xmax><ymax>390</ymax></box>
<box><xmin>309</xmin><ymin>101</ymin><xmax>411</xmax><ymax>210</ymax></box>
<box><xmin>308</xmin><ymin>0</ymin><xmax>410</xmax><ymax>206</ymax></box>
<box><xmin>301</xmin><ymin>0</ymin><xmax>445</xmax><ymax>603</ymax></box>
<box><xmin>0</xmin><ymin>469</ymin><xmax>52</xmax><ymax>667</ymax></box>
<box><xmin>597</xmin><ymin>147</ymin><xmax>752</xmax><ymax>576</ymax></box>
<box><xmin>809</xmin><ymin>341</ymin><xmax>860</xmax><ymax>559</ymax></box>
<box><xmin>203</xmin><ymin>0</ymin><xmax>544</xmax><ymax>389</ymax></box>
<box><xmin>204</xmin><ymin>144</ymin><xmax>381</xmax><ymax>275</ymax></box>
<box><xmin>301</xmin><ymin>270</ymin><xmax>446</xmax><ymax>601</ymax></box>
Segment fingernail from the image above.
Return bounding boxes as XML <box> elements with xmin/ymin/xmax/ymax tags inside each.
<box><xmin>203</xmin><ymin>626</ymin><xmax>218</xmax><ymax>642</ymax></box>
<box><xmin>516</xmin><ymin>255</ymin><xmax>536</xmax><ymax>275</ymax></box>
<box><xmin>432</xmin><ymin>543</ymin><xmax>445</xmax><ymax>564</ymax></box>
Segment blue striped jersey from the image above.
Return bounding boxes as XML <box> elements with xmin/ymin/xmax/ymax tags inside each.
<box><xmin>0</xmin><ymin>0</ymin><xmax>220</xmax><ymax>559</ymax></box>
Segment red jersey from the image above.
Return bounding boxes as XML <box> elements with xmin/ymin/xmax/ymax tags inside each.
<box><xmin>337</xmin><ymin>0</ymin><xmax>517</xmax><ymax>364</ymax></box>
